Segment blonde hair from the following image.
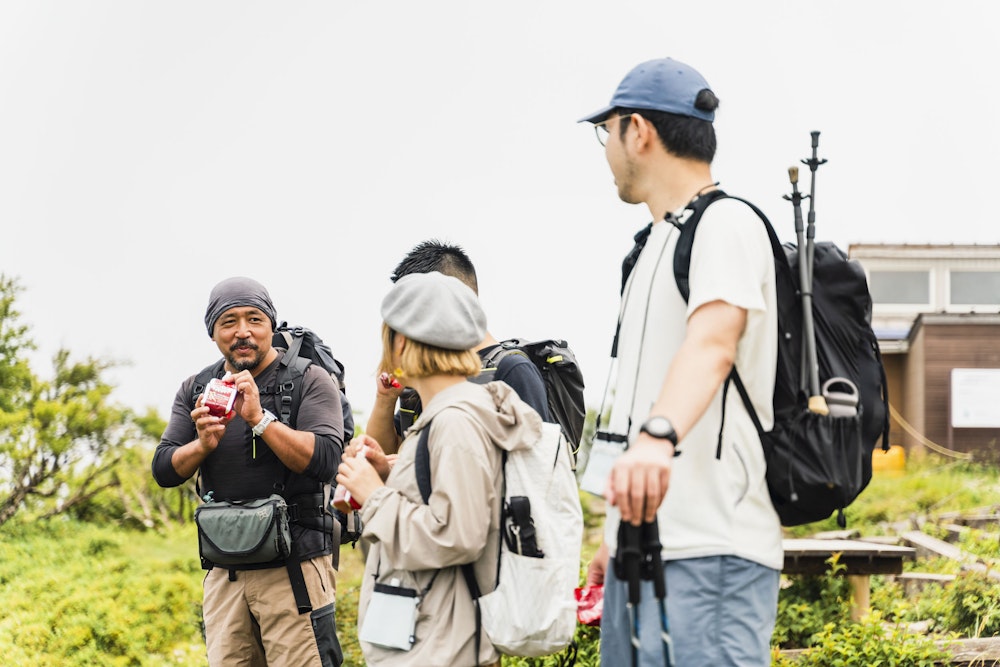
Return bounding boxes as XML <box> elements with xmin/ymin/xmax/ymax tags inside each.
<box><xmin>379</xmin><ymin>323</ymin><xmax>481</xmax><ymax>379</ymax></box>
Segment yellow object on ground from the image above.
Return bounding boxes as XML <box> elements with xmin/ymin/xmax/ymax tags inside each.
<box><xmin>872</xmin><ymin>444</ymin><xmax>906</xmax><ymax>472</ymax></box>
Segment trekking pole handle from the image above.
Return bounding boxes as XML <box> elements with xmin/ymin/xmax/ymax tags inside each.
<box><xmin>784</xmin><ymin>167</ymin><xmax>806</xmax><ymax>235</ymax></box>
<box><xmin>808</xmin><ymin>394</ymin><xmax>830</xmax><ymax>415</ymax></box>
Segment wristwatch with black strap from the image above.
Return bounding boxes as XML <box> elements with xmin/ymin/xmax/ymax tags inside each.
<box><xmin>639</xmin><ymin>416</ymin><xmax>678</xmax><ymax>446</ymax></box>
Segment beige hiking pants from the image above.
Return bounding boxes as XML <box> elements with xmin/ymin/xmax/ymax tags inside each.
<box><xmin>203</xmin><ymin>555</ymin><xmax>340</xmax><ymax>667</ymax></box>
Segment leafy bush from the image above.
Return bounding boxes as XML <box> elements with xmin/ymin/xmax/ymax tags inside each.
<box><xmin>774</xmin><ymin>611</ymin><xmax>951</xmax><ymax>666</ymax></box>
<box><xmin>870</xmin><ymin>575</ymin><xmax>953</xmax><ymax>633</ymax></box>
<box><xmin>772</xmin><ymin>555</ymin><xmax>851</xmax><ymax>649</ymax></box>
<box><xmin>956</xmin><ymin>526</ymin><xmax>1000</xmax><ymax>564</ymax></box>
<box><xmin>0</xmin><ymin>519</ymin><xmax>205</xmax><ymax>666</ymax></box>
<box><xmin>944</xmin><ymin>570</ymin><xmax>1000</xmax><ymax>637</ymax></box>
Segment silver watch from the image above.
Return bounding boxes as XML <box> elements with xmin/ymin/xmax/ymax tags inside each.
<box><xmin>251</xmin><ymin>409</ymin><xmax>277</xmax><ymax>437</ymax></box>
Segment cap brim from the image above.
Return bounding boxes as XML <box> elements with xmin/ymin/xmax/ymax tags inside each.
<box><xmin>577</xmin><ymin>105</ymin><xmax>614</xmax><ymax>124</ymax></box>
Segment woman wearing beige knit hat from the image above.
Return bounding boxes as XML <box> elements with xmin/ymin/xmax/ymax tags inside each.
<box><xmin>336</xmin><ymin>271</ymin><xmax>544</xmax><ymax>667</ymax></box>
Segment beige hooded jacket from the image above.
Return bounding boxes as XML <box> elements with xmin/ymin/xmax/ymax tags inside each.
<box><xmin>357</xmin><ymin>379</ymin><xmax>543</xmax><ymax>667</ymax></box>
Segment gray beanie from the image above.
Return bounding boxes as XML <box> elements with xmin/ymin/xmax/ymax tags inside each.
<box><xmin>380</xmin><ymin>271</ymin><xmax>487</xmax><ymax>350</ymax></box>
<box><xmin>204</xmin><ymin>276</ymin><xmax>278</xmax><ymax>337</ymax></box>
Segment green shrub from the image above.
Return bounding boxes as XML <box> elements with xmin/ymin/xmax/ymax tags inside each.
<box><xmin>772</xmin><ymin>555</ymin><xmax>851</xmax><ymax>649</ymax></box>
<box><xmin>0</xmin><ymin>519</ymin><xmax>205</xmax><ymax>666</ymax></box>
<box><xmin>945</xmin><ymin>570</ymin><xmax>1000</xmax><ymax>637</ymax></box>
<box><xmin>870</xmin><ymin>576</ymin><xmax>952</xmax><ymax>632</ymax></box>
<box><xmin>957</xmin><ymin>526</ymin><xmax>1000</xmax><ymax>563</ymax></box>
<box><xmin>781</xmin><ymin>611</ymin><xmax>951</xmax><ymax>666</ymax></box>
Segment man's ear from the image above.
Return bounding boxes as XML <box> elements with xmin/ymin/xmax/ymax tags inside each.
<box><xmin>630</xmin><ymin>114</ymin><xmax>658</xmax><ymax>153</ymax></box>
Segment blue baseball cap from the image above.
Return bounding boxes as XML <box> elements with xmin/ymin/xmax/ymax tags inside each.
<box><xmin>578</xmin><ymin>57</ymin><xmax>715</xmax><ymax>124</ymax></box>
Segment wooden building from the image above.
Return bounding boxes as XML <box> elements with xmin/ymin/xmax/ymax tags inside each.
<box><xmin>849</xmin><ymin>244</ymin><xmax>1000</xmax><ymax>458</ymax></box>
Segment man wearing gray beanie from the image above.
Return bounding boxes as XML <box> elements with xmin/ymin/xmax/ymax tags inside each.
<box><xmin>152</xmin><ymin>276</ymin><xmax>345</xmax><ymax>667</ymax></box>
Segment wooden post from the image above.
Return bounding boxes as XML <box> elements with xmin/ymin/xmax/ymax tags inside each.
<box><xmin>848</xmin><ymin>574</ymin><xmax>870</xmax><ymax>621</ymax></box>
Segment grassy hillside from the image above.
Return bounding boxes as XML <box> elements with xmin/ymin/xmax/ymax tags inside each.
<box><xmin>2</xmin><ymin>454</ymin><xmax>999</xmax><ymax>665</ymax></box>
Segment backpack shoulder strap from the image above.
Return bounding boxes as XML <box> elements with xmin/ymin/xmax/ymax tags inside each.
<box><xmin>397</xmin><ymin>388</ymin><xmax>421</xmax><ymax>435</ymax></box>
<box><xmin>671</xmin><ymin>191</ymin><xmax>784</xmax><ymax>455</ymax></box>
<box><xmin>274</xmin><ymin>353</ymin><xmax>311</xmax><ymax>428</ymax></box>
<box><xmin>280</xmin><ymin>327</ymin><xmax>305</xmax><ymax>361</ymax></box>
<box><xmin>469</xmin><ymin>341</ymin><xmax>527</xmax><ymax>388</ymax></box>
<box><xmin>673</xmin><ymin>189</ymin><xmax>730</xmax><ymax>302</ymax></box>
<box><xmin>413</xmin><ymin>419</ymin><xmax>484</xmax><ymax>657</ymax></box>
<box><xmin>415</xmin><ymin>421</ymin><xmax>433</xmax><ymax>504</ymax></box>
<box><xmin>673</xmin><ymin>190</ymin><xmax>783</xmax><ymax>303</ymax></box>
<box><xmin>480</xmin><ymin>339</ymin><xmax>528</xmax><ymax>370</ymax></box>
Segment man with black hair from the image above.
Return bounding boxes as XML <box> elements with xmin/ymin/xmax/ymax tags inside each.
<box><xmin>579</xmin><ymin>58</ymin><xmax>782</xmax><ymax>665</ymax></box>
<box><xmin>152</xmin><ymin>276</ymin><xmax>344</xmax><ymax>667</ymax></box>
<box><xmin>365</xmin><ymin>240</ymin><xmax>551</xmax><ymax>454</ymax></box>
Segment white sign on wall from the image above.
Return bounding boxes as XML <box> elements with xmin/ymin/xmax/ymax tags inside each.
<box><xmin>951</xmin><ymin>368</ymin><xmax>1000</xmax><ymax>428</ymax></box>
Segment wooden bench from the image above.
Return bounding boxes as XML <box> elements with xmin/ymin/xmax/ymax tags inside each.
<box><xmin>783</xmin><ymin>538</ymin><xmax>916</xmax><ymax>620</ymax></box>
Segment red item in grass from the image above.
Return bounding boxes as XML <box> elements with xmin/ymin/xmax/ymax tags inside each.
<box><xmin>575</xmin><ymin>585</ymin><xmax>604</xmax><ymax>626</ymax></box>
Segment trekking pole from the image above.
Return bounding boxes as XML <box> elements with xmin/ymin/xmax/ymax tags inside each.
<box><xmin>800</xmin><ymin>131</ymin><xmax>830</xmax><ymax>415</ymax></box>
<box><xmin>783</xmin><ymin>166</ymin><xmax>811</xmax><ymax>401</ymax></box>
<box><xmin>616</xmin><ymin>523</ymin><xmax>644</xmax><ymax>667</ymax></box>
<box><xmin>785</xmin><ymin>162</ymin><xmax>828</xmax><ymax>415</ymax></box>
<box><xmin>640</xmin><ymin>520</ymin><xmax>675</xmax><ymax>667</ymax></box>
<box><xmin>616</xmin><ymin>520</ymin><xmax>675</xmax><ymax>667</ymax></box>
<box><xmin>802</xmin><ymin>131</ymin><xmax>827</xmax><ymax>287</ymax></box>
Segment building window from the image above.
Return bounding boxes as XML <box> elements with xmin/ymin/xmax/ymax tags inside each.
<box><xmin>869</xmin><ymin>270</ymin><xmax>930</xmax><ymax>305</ymax></box>
<box><xmin>950</xmin><ymin>271</ymin><xmax>1000</xmax><ymax>305</ymax></box>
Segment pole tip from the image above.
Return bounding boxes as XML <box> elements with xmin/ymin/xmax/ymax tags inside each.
<box><xmin>788</xmin><ymin>166</ymin><xmax>799</xmax><ymax>183</ymax></box>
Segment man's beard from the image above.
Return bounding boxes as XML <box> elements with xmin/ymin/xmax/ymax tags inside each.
<box><xmin>616</xmin><ymin>157</ymin><xmax>642</xmax><ymax>205</ymax></box>
<box><xmin>228</xmin><ymin>342</ymin><xmax>263</xmax><ymax>372</ymax></box>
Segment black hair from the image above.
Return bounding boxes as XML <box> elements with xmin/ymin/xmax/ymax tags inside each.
<box><xmin>617</xmin><ymin>89</ymin><xmax>719</xmax><ymax>162</ymax></box>
<box><xmin>390</xmin><ymin>239</ymin><xmax>479</xmax><ymax>294</ymax></box>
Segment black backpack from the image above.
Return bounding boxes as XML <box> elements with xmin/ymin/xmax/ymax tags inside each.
<box><xmin>397</xmin><ymin>339</ymin><xmax>587</xmax><ymax>467</ymax></box>
<box><xmin>478</xmin><ymin>339</ymin><xmax>586</xmax><ymax>465</ymax></box>
<box><xmin>634</xmin><ymin>189</ymin><xmax>889</xmax><ymax>527</ymax></box>
<box><xmin>271</xmin><ymin>323</ymin><xmax>355</xmax><ymax>438</ymax></box>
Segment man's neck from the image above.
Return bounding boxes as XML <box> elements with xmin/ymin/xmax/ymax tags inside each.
<box><xmin>645</xmin><ymin>160</ymin><xmax>716</xmax><ymax>224</ymax></box>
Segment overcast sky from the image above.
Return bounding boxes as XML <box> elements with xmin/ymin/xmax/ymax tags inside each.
<box><xmin>2</xmin><ymin>2</ymin><xmax>998</xmax><ymax>425</ymax></box>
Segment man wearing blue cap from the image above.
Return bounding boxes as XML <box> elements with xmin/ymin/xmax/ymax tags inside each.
<box><xmin>579</xmin><ymin>58</ymin><xmax>782</xmax><ymax>665</ymax></box>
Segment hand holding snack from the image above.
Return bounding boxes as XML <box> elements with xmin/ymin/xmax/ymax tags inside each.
<box><xmin>380</xmin><ymin>372</ymin><xmax>402</xmax><ymax>389</ymax></box>
<box><xmin>334</xmin><ymin>446</ymin><xmax>372</xmax><ymax>511</ymax></box>
<box><xmin>376</xmin><ymin>372</ymin><xmax>404</xmax><ymax>400</ymax></box>
<box><xmin>202</xmin><ymin>373</ymin><xmax>237</xmax><ymax>420</ymax></box>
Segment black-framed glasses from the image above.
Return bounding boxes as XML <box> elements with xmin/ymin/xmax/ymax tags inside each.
<box><xmin>594</xmin><ymin>115</ymin><xmax>631</xmax><ymax>147</ymax></box>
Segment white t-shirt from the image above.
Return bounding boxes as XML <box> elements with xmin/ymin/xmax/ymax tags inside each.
<box><xmin>602</xmin><ymin>196</ymin><xmax>784</xmax><ymax>571</ymax></box>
